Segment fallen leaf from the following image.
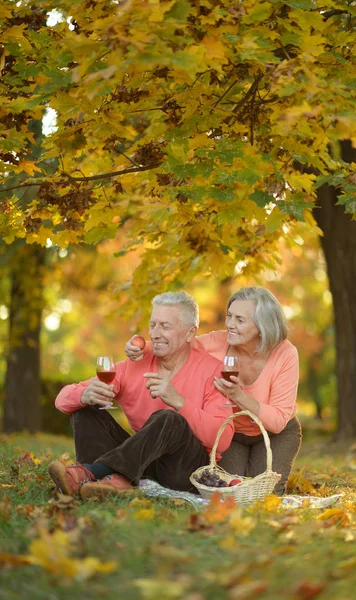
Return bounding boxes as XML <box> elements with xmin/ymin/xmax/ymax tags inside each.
<box><xmin>0</xmin><ymin>497</ymin><xmax>11</xmax><ymax>521</ymax></box>
<box><xmin>227</xmin><ymin>581</ymin><xmax>267</xmax><ymax>599</ymax></box>
<box><xmin>135</xmin><ymin>577</ymin><xmax>189</xmax><ymax>599</ymax></box>
<box><xmin>60</xmin><ymin>452</ymin><xmax>74</xmax><ymax>465</ymax></box>
<box><xmin>287</xmin><ymin>471</ymin><xmax>318</xmax><ymax>495</ymax></box>
<box><xmin>17</xmin><ymin>504</ymin><xmax>46</xmax><ymax>520</ymax></box>
<box><xmin>134</xmin><ymin>507</ymin><xmax>156</xmax><ymax>521</ymax></box>
<box><xmin>229</xmin><ymin>507</ymin><xmax>256</xmax><ymax>536</ymax></box>
<box><xmin>170</xmin><ymin>498</ymin><xmax>189</xmax><ymax>506</ymax></box>
<box><xmin>187</xmin><ymin>513</ymin><xmax>213</xmax><ymax>532</ymax></box>
<box><xmin>25</xmin><ymin>528</ymin><xmax>117</xmax><ymax>581</ymax></box>
<box><xmin>0</xmin><ymin>552</ymin><xmax>31</xmax><ymax>567</ymax></box>
<box><xmin>203</xmin><ymin>491</ymin><xmax>236</xmax><ymax>524</ymax></box>
<box><xmin>17</xmin><ymin>451</ymin><xmax>41</xmax><ymax>466</ymax></box>
<box><xmin>316</xmin><ymin>508</ymin><xmax>350</xmax><ymax>527</ymax></box>
<box><xmin>49</xmin><ymin>492</ymin><xmax>81</xmax><ymax>509</ymax></box>
<box><xmin>219</xmin><ymin>534</ymin><xmax>240</xmax><ymax>550</ymax></box>
<box><xmin>294</xmin><ymin>580</ymin><xmax>326</xmax><ymax>599</ymax></box>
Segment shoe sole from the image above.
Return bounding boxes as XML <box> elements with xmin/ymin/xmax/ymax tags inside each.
<box><xmin>80</xmin><ymin>482</ymin><xmax>133</xmax><ymax>501</ymax></box>
<box><xmin>48</xmin><ymin>461</ymin><xmax>72</xmax><ymax>496</ymax></box>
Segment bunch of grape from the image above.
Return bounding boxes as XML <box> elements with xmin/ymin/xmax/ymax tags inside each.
<box><xmin>194</xmin><ymin>469</ymin><xmax>228</xmax><ymax>488</ymax></box>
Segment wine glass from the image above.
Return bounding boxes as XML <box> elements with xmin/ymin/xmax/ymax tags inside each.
<box><xmin>220</xmin><ymin>356</ymin><xmax>239</xmax><ymax>407</ymax></box>
<box><xmin>96</xmin><ymin>356</ymin><xmax>118</xmax><ymax>410</ymax></box>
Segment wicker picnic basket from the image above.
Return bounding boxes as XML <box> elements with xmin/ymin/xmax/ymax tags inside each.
<box><xmin>190</xmin><ymin>410</ymin><xmax>281</xmax><ymax>505</ymax></box>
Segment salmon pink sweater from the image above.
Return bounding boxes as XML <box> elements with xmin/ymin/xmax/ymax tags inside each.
<box><xmin>55</xmin><ymin>347</ymin><xmax>234</xmax><ymax>459</ymax></box>
<box><xmin>192</xmin><ymin>331</ymin><xmax>299</xmax><ymax>436</ymax></box>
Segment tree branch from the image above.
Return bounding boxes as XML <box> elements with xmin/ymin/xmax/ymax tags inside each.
<box><xmin>227</xmin><ymin>74</ymin><xmax>264</xmax><ymax>125</ymax></box>
<box><xmin>322</xmin><ymin>9</ymin><xmax>350</xmax><ymax>21</ymax></box>
<box><xmin>212</xmin><ymin>79</ymin><xmax>239</xmax><ymax>108</ymax></box>
<box><xmin>0</xmin><ymin>161</ymin><xmax>162</xmax><ymax>195</ymax></box>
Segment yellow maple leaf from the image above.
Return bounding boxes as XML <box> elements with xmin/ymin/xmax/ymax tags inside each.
<box><xmin>148</xmin><ymin>1</ymin><xmax>175</xmax><ymax>23</ymax></box>
<box><xmin>301</xmin><ymin>33</ymin><xmax>326</xmax><ymax>59</ymax></box>
<box><xmin>202</xmin><ymin>35</ymin><xmax>228</xmax><ymax>63</ymax></box>
<box><xmin>25</xmin><ymin>528</ymin><xmax>117</xmax><ymax>581</ymax></box>
<box><xmin>18</xmin><ymin>161</ymin><xmax>42</xmax><ymax>176</ymax></box>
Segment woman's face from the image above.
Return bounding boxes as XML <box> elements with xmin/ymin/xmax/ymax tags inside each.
<box><xmin>225</xmin><ymin>300</ymin><xmax>260</xmax><ymax>347</ymax></box>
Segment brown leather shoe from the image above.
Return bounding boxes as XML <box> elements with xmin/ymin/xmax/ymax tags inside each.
<box><xmin>80</xmin><ymin>474</ymin><xmax>133</xmax><ymax>500</ymax></box>
<box><xmin>48</xmin><ymin>461</ymin><xmax>95</xmax><ymax>496</ymax></box>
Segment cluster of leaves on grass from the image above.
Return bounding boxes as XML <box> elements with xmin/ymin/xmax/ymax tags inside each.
<box><xmin>0</xmin><ymin>433</ymin><xmax>356</xmax><ymax>599</ymax></box>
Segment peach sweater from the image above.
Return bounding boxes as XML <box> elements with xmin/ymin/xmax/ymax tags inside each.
<box><xmin>55</xmin><ymin>347</ymin><xmax>234</xmax><ymax>459</ymax></box>
<box><xmin>192</xmin><ymin>331</ymin><xmax>299</xmax><ymax>436</ymax></box>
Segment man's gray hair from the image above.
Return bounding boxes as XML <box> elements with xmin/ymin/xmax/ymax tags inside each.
<box><xmin>227</xmin><ymin>286</ymin><xmax>288</xmax><ymax>352</ymax></box>
<box><xmin>152</xmin><ymin>292</ymin><xmax>199</xmax><ymax>327</ymax></box>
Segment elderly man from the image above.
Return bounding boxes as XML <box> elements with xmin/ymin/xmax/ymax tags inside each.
<box><xmin>48</xmin><ymin>292</ymin><xmax>234</xmax><ymax>499</ymax></box>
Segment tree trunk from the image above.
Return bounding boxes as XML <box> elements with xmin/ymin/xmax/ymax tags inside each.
<box><xmin>3</xmin><ymin>242</ymin><xmax>45</xmax><ymax>433</ymax></box>
<box><xmin>313</xmin><ymin>141</ymin><xmax>356</xmax><ymax>438</ymax></box>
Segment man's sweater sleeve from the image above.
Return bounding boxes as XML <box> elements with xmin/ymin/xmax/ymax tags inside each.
<box><xmin>55</xmin><ymin>368</ymin><xmax>121</xmax><ymax>415</ymax></box>
<box><xmin>55</xmin><ymin>380</ymin><xmax>93</xmax><ymax>414</ymax></box>
<box><xmin>179</xmin><ymin>365</ymin><xmax>234</xmax><ymax>458</ymax></box>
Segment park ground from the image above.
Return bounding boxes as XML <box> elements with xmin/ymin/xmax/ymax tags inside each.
<box><xmin>0</xmin><ymin>420</ymin><xmax>356</xmax><ymax>600</ymax></box>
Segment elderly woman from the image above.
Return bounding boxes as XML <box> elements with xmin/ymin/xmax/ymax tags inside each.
<box><xmin>126</xmin><ymin>287</ymin><xmax>302</xmax><ymax>495</ymax></box>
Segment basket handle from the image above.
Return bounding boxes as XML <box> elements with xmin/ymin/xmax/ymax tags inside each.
<box><xmin>210</xmin><ymin>409</ymin><xmax>273</xmax><ymax>472</ymax></box>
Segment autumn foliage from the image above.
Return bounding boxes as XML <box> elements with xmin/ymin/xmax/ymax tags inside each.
<box><xmin>0</xmin><ymin>0</ymin><xmax>355</xmax><ymax>312</ymax></box>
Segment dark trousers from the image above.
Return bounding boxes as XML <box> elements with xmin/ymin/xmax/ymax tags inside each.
<box><xmin>70</xmin><ymin>408</ymin><xmax>209</xmax><ymax>492</ymax></box>
<box><xmin>218</xmin><ymin>417</ymin><xmax>302</xmax><ymax>495</ymax></box>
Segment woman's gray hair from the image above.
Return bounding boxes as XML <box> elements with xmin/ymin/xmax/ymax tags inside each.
<box><xmin>227</xmin><ymin>287</ymin><xmax>288</xmax><ymax>352</ymax></box>
<box><xmin>152</xmin><ymin>292</ymin><xmax>199</xmax><ymax>327</ymax></box>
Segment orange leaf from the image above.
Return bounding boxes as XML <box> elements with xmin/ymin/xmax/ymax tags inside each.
<box><xmin>0</xmin><ymin>497</ymin><xmax>11</xmax><ymax>521</ymax></box>
<box><xmin>187</xmin><ymin>513</ymin><xmax>213</xmax><ymax>532</ymax></box>
<box><xmin>203</xmin><ymin>491</ymin><xmax>236</xmax><ymax>524</ymax></box>
<box><xmin>294</xmin><ymin>580</ymin><xmax>326</xmax><ymax>599</ymax></box>
<box><xmin>0</xmin><ymin>552</ymin><xmax>31</xmax><ymax>567</ymax></box>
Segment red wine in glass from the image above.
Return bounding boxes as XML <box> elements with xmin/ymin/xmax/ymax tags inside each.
<box><xmin>220</xmin><ymin>356</ymin><xmax>239</xmax><ymax>406</ymax></box>
<box><xmin>221</xmin><ymin>356</ymin><xmax>239</xmax><ymax>381</ymax></box>
<box><xmin>96</xmin><ymin>356</ymin><xmax>117</xmax><ymax>410</ymax></box>
<box><xmin>97</xmin><ymin>371</ymin><xmax>116</xmax><ymax>384</ymax></box>
<box><xmin>221</xmin><ymin>370</ymin><xmax>239</xmax><ymax>382</ymax></box>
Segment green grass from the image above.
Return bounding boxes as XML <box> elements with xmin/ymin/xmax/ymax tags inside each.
<box><xmin>0</xmin><ymin>428</ymin><xmax>356</xmax><ymax>600</ymax></box>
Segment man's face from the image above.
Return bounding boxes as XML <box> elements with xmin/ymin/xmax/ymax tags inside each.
<box><xmin>149</xmin><ymin>305</ymin><xmax>196</xmax><ymax>359</ymax></box>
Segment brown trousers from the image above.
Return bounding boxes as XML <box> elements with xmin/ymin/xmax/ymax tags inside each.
<box><xmin>218</xmin><ymin>417</ymin><xmax>302</xmax><ymax>495</ymax></box>
<box><xmin>70</xmin><ymin>407</ymin><xmax>209</xmax><ymax>492</ymax></box>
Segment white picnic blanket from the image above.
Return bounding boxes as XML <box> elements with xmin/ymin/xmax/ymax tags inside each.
<box><xmin>138</xmin><ymin>479</ymin><xmax>343</xmax><ymax>510</ymax></box>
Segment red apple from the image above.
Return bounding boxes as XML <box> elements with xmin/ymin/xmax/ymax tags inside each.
<box><xmin>229</xmin><ymin>478</ymin><xmax>242</xmax><ymax>486</ymax></box>
<box><xmin>132</xmin><ymin>335</ymin><xmax>146</xmax><ymax>350</ymax></box>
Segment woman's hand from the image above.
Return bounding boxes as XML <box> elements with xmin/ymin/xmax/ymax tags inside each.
<box><xmin>125</xmin><ymin>336</ymin><xmax>145</xmax><ymax>361</ymax></box>
<box><xmin>81</xmin><ymin>380</ymin><xmax>115</xmax><ymax>409</ymax></box>
<box><xmin>214</xmin><ymin>375</ymin><xmax>242</xmax><ymax>406</ymax></box>
<box><xmin>214</xmin><ymin>376</ymin><xmax>260</xmax><ymax>415</ymax></box>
